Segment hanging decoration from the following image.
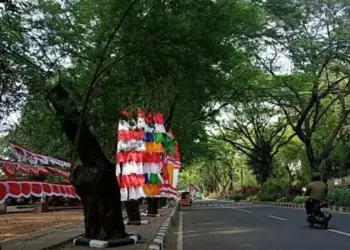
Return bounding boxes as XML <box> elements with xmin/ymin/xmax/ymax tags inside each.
<box><xmin>0</xmin><ymin>180</ymin><xmax>77</xmax><ymax>204</ymax></box>
<box><xmin>9</xmin><ymin>143</ymin><xmax>71</xmax><ymax>168</ymax></box>
<box><xmin>116</xmin><ymin>109</ymin><xmax>146</xmax><ymax>201</ymax></box>
<box><xmin>141</xmin><ymin>111</ymin><xmax>166</xmax><ymax>197</ymax></box>
<box><xmin>189</xmin><ymin>183</ymin><xmax>199</xmax><ymax>196</ymax></box>
<box><xmin>116</xmin><ymin>109</ymin><xmax>182</xmax><ymax>199</ymax></box>
<box><xmin>0</xmin><ymin>145</ymin><xmax>76</xmax><ymax>204</ymax></box>
<box><xmin>0</xmin><ymin>161</ymin><xmax>69</xmax><ymax>180</ymax></box>
<box><xmin>159</xmin><ymin>132</ymin><xmax>181</xmax><ymax>198</ymax></box>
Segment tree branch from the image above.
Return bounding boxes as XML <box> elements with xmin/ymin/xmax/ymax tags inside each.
<box><xmin>71</xmin><ymin>0</ymin><xmax>139</xmax><ymax>166</ymax></box>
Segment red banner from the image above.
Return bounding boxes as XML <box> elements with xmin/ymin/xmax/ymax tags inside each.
<box><xmin>0</xmin><ymin>180</ymin><xmax>77</xmax><ymax>204</ymax></box>
<box><xmin>189</xmin><ymin>184</ymin><xmax>199</xmax><ymax>196</ymax></box>
<box><xmin>0</xmin><ymin>161</ymin><xmax>69</xmax><ymax>180</ymax></box>
<box><xmin>10</xmin><ymin>143</ymin><xmax>71</xmax><ymax>168</ymax></box>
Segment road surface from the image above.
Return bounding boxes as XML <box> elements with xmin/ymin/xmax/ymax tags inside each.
<box><xmin>178</xmin><ymin>200</ymin><xmax>350</xmax><ymax>250</ymax></box>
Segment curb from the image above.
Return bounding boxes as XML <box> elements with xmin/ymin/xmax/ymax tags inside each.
<box><xmin>124</xmin><ymin>220</ymin><xmax>150</xmax><ymax>225</ymax></box>
<box><xmin>147</xmin><ymin>201</ymin><xmax>180</xmax><ymax>250</ymax></box>
<box><xmin>73</xmin><ymin>234</ymin><xmax>141</xmax><ymax>248</ymax></box>
<box><xmin>254</xmin><ymin>201</ymin><xmax>350</xmax><ymax>213</ymax></box>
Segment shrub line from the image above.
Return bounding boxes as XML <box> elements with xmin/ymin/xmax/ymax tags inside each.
<box><xmin>253</xmin><ymin>201</ymin><xmax>350</xmax><ymax>213</ymax></box>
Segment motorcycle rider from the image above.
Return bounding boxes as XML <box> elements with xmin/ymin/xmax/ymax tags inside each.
<box><xmin>305</xmin><ymin>173</ymin><xmax>328</xmax><ymax>218</ymax></box>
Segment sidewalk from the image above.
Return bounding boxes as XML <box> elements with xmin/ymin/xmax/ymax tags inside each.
<box><xmin>1</xmin><ymin>205</ymin><xmax>149</xmax><ymax>250</ymax></box>
<box><xmin>61</xmin><ymin>204</ymin><xmax>176</xmax><ymax>250</ymax></box>
<box><xmin>5</xmin><ymin>206</ymin><xmax>83</xmax><ymax>214</ymax></box>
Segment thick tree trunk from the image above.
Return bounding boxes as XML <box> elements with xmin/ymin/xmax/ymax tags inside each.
<box><xmin>47</xmin><ymin>84</ymin><xmax>126</xmax><ymax>240</ymax></box>
<box><xmin>305</xmin><ymin>139</ymin><xmax>317</xmax><ymax>172</ymax></box>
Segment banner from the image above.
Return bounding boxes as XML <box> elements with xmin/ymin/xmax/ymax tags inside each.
<box><xmin>0</xmin><ymin>180</ymin><xmax>77</xmax><ymax>204</ymax></box>
<box><xmin>189</xmin><ymin>184</ymin><xmax>199</xmax><ymax>196</ymax></box>
<box><xmin>116</xmin><ymin>109</ymin><xmax>182</xmax><ymax>199</ymax></box>
<box><xmin>0</xmin><ymin>161</ymin><xmax>69</xmax><ymax>180</ymax></box>
<box><xmin>116</xmin><ymin>109</ymin><xmax>146</xmax><ymax>201</ymax></box>
<box><xmin>10</xmin><ymin>143</ymin><xmax>71</xmax><ymax>168</ymax></box>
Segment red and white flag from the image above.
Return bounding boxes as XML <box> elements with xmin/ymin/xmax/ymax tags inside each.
<box><xmin>189</xmin><ymin>184</ymin><xmax>198</xmax><ymax>196</ymax></box>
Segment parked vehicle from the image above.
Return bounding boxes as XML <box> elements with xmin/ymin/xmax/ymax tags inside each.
<box><xmin>194</xmin><ymin>193</ymin><xmax>202</xmax><ymax>199</ymax></box>
<box><xmin>180</xmin><ymin>191</ymin><xmax>192</xmax><ymax>209</ymax></box>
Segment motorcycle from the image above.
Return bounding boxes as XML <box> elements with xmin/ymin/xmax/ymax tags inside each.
<box><xmin>307</xmin><ymin>200</ymin><xmax>332</xmax><ymax>229</ymax></box>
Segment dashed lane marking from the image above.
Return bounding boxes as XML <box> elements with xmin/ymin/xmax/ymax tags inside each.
<box><xmin>269</xmin><ymin>215</ymin><xmax>288</xmax><ymax>221</ymax></box>
<box><xmin>232</xmin><ymin>207</ymin><xmax>252</xmax><ymax>213</ymax></box>
<box><xmin>328</xmin><ymin>229</ymin><xmax>350</xmax><ymax>237</ymax></box>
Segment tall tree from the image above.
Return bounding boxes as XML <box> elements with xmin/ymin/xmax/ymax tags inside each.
<box><xmin>213</xmin><ymin>102</ymin><xmax>295</xmax><ymax>184</ymax></box>
<box><xmin>47</xmin><ymin>84</ymin><xmax>126</xmax><ymax>240</ymax></box>
<box><xmin>254</xmin><ymin>0</ymin><xmax>350</xmax><ymax>172</ymax></box>
<box><xmin>2</xmin><ymin>0</ymin><xmax>264</xmax><ymax>239</ymax></box>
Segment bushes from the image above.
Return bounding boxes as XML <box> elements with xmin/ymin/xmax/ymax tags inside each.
<box><xmin>257</xmin><ymin>179</ymin><xmax>289</xmax><ymax>202</ymax></box>
<box><xmin>204</xmin><ymin>186</ymin><xmax>259</xmax><ymax>201</ymax></box>
<box><xmin>247</xmin><ymin>194</ymin><xmax>258</xmax><ymax>202</ymax></box>
<box><xmin>229</xmin><ymin>185</ymin><xmax>259</xmax><ymax>201</ymax></box>
<box><xmin>277</xmin><ymin>196</ymin><xmax>294</xmax><ymax>202</ymax></box>
<box><xmin>257</xmin><ymin>185</ymin><xmax>350</xmax><ymax>207</ymax></box>
<box><xmin>293</xmin><ymin>195</ymin><xmax>308</xmax><ymax>204</ymax></box>
<box><xmin>230</xmin><ymin>193</ymin><xmax>249</xmax><ymax>201</ymax></box>
<box><xmin>328</xmin><ymin>187</ymin><xmax>350</xmax><ymax>207</ymax></box>
<box><xmin>206</xmin><ymin>192</ymin><xmax>219</xmax><ymax>199</ymax></box>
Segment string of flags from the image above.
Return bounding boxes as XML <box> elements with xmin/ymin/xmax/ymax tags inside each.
<box><xmin>116</xmin><ymin>109</ymin><xmax>181</xmax><ymax>201</ymax></box>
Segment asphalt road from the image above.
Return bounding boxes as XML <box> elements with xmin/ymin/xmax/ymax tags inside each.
<box><xmin>179</xmin><ymin>200</ymin><xmax>350</xmax><ymax>250</ymax></box>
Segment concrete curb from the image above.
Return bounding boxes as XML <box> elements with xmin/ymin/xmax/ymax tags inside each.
<box><xmin>73</xmin><ymin>234</ymin><xmax>141</xmax><ymax>248</ymax></box>
<box><xmin>147</xmin><ymin>201</ymin><xmax>180</xmax><ymax>250</ymax></box>
<box><xmin>253</xmin><ymin>201</ymin><xmax>350</xmax><ymax>212</ymax></box>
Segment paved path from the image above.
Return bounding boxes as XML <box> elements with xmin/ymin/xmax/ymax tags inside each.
<box><xmin>178</xmin><ymin>200</ymin><xmax>350</xmax><ymax>250</ymax></box>
<box><xmin>1</xmin><ymin>204</ymin><xmax>146</xmax><ymax>250</ymax></box>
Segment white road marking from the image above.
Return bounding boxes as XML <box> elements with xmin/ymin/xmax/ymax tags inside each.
<box><xmin>232</xmin><ymin>207</ymin><xmax>252</xmax><ymax>213</ymax></box>
<box><xmin>269</xmin><ymin>215</ymin><xmax>288</xmax><ymax>221</ymax></box>
<box><xmin>177</xmin><ymin>211</ymin><xmax>183</xmax><ymax>250</ymax></box>
<box><xmin>264</xmin><ymin>204</ymin><xmax>350</xmax><ymax>215</ymax></box>
<box><xmin>328</xmin><ymin>229</ymin><xmax>350</xmax><ymax>237</ymax></box>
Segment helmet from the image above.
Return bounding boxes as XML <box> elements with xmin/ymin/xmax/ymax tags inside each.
<box><xmin>312</xmin><ymin>173</ymin><xmax>321</xmax><ymax>181</ymax></box>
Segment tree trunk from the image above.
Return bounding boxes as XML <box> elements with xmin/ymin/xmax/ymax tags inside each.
<box><xmin>304</xmin><ymin>138</ymin><xmax>317</xmax><ymax>172</ymax></box>
<box><xmin>147</xmin><ymin>197</ymin><xmax>158</xmax><ymax>215</ymax></box>
<box><xmin>47</xmin><ymin>84</ymin><xmax>126</xmax><ymax>240</ymax></box>
<box><xmin>157</xmin><ymin>198</ymin><xmax>163</xmax><ymax>209</ymax></box>
<box><xmin>159</xmin><ymin>197</ymin><xmax>167</xmax><ymax>207</ymax></box>
<box><xmin>125</xmin><ymin>200</ymin><xmax>141</xmax><ymax>222</ymax></box>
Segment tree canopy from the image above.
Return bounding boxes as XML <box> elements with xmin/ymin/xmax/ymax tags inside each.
<box><xmin>1</xmin><ymin>0</ymin><xmax>350</xmax><ymax>197</ymax></box>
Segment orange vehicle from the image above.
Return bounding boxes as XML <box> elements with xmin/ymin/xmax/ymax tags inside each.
<box><xmin>180</xmin><ymin>191</ymin><xmax>192</xmax><ymax>209</ymax></box>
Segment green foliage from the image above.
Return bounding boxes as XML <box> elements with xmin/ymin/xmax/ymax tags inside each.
<box><xmin>230</xmin><ymin>193</ymin><xmax>249</xmax><ymax>201</ymax></box>
<box><xmin>2</xmin><ymin>0</ymin><xmax>350</xmax><ymax>194</ymax></box>
<box><xmin>257</xmin><ymin>179</ymin><xmax>289</xmax><ymax>201</ymax></box>
<box><xmin>247</xmin><ymin>194</ymin><xmax>258</xmax><ymax>202</ymax></box>
<box><xmin>257</xmin><ymin>0</ymin><xmax>350</xmax><ymax>173</ymax></box>
<box><xmin>292</xmin><ymin>196</ymin><xmax>308</xmax><ymax>204</ymax></box>
<box><xmin>1</xmin><ymin>0</ymin><xmax>265</xmax><ymax>167</ymax></box>
<box><xmin>328</xmin><ymin>187</ymin><xmax>350</xmax><ymax>207</ymax></box>
<box><xmin>45</xmin><ymin>173</ymin><xmax>67</xmax><ymax>184</ymax></box>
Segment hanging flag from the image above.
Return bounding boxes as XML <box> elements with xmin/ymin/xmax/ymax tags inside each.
<box><xmin>9</xmin><ymin>143</ymin><xmax>71</xmax><ymax>168</ymax></box>
<box><xmin>189</xmin><ymin>184</ymin><xmax>199</xmax><ymax>196</ymax></box>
